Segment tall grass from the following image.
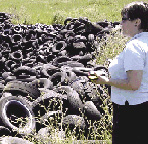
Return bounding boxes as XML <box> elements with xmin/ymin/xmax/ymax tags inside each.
<box><xmin>95</xmin><ymin>30</ymin><xmax>129</xmax><ymax>66</ymax></box>
<box><xmin>0</xmin><ymin>0</ymin><xmax>137</xmax><ymax>25</ymax></box>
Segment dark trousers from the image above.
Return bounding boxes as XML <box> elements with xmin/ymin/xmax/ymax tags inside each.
<box><xmin>112</xmin><ymin>101</ymin><xmax>148</xmax><ymax>144</ymax></box>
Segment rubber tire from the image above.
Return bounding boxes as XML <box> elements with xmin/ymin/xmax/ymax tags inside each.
<box><xmin>52</xmin><ymin>41</ymin><xmax>67</xmax><ymax>54</ymax></box>
<box><xmin>62</xmin><ymin>115</ymin><xmax>86</xmax><ymax>130</ymax></box>
<box><xmin>31</xmin><ymin>78</ymin><xmax>53</xmax><ymax>89</ymax></box>
<box><xmin>72</xmin><ymin>67</ymin><xmax>92</xmax><ymax>76</ymax></box>
<box><xmin>9</xmin><ymin>50</ymin><xmax>23</xmax><ymax>63</ymax></box>
<box><xmin>69</xmin><ymin>77</ymin><xmax>85</xmax><ymax>97</ymax></box>
<box><xmin>52</xmin><ymin>56</ymin><xmax>71</xmax><ymax>67</ymax></box>
<box><xmin>0</xmin><ymin>96</ymin><xmax>36</xmax><ymax>135</ymax></box>
<box><xmin>58</xmin><ymin>61</ymin><xmax>84</xmax><ymax>68</ymax></box>
<box><xmin>39</xmin><ymin>110</ymin><xmax>62</xmax><ymax>125</ymax></box>
<box><xmin>4</xmin><ymin>60</ymin><xmax>18</xmax><ymax>72</ymax></box>
<box><xmin>0</xmin><ymin>126</ymin><xmax>11</xmax><ymax>136</ymax></box>
<box><xmin>13</xmin><ymin>66</ymin><xmax>37</xmax><ymax>76</ymax></box>
<box><xmin>49</xmin><ymin>71</ymin><xmax>67</xmax><ymax>87</ymax></box>
<box><xmin>0</xmin><ymin>136</ymin><xmax>34</xmax><ymax>144</ymax></box>
<box><xmin>64</xmin><ymin>17</ymin><xmax>73</xmax><ymax>25</ymax></box>
<box><xmin>40</xmin><ymin>63</ymin><xmax>59</xmax><ymax>78</ymax></box>
<box><xmin>54</xmin><ymin>86</ymin><xmax>83</xmax><ymax>115</ymax></box>
<box><xmin>83</xmin><ymin>101</ymin><xmax>102</xmax><ymax>120</ymax></box>
<box><xmin>32</xmin><ymin>89</ymin><xmax>67</xmax><ymax>116</ymax></box>
<box><xmin>3</xmin><ymin>81</ymin><xmax>40</xmax><ymax>99</ymax></box>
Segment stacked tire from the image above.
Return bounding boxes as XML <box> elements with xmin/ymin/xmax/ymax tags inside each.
<box><xmin>0</xmin><ymin>12</ymin><xmax>117</xmax><ymax>141</ymax></box>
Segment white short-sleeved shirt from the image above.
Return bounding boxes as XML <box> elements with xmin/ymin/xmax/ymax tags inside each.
<box><xmin>108</xmin><ymin>32</ymin><xmax>148</xmax><ymax>105</ymax></box>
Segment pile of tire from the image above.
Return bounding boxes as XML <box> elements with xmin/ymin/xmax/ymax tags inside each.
<box><xmin>0</xmin><ymin>12</ymin><xmax>119</xmax><ymax>141</ymax></box>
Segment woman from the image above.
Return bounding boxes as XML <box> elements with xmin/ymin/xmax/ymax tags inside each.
<box><xmin>89</xmin><ymin>1</ymin><xmax>148</xmax><ymax>144</ymax></box>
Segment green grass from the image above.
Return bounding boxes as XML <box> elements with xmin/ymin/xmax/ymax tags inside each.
<box><xmin>95</xmin><ymin>31</ymin><xmax>130</xmax><ymax>66</ymax></box>
<box><xmin>0</xmin><ymin>0</ymin><xmax>137</xmax><ymax>25</ymax></box>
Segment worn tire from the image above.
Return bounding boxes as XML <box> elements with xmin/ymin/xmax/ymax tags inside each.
<box><xmin>0</xmin><ymin>96</ymin><xmax>36</xmax><ymax>135</ymax></box>
<box><xmin>13</xmin><ymin>66</ymin><xmax>37</xmax><ymax>76</ymax></box>
<box><xmin>52</xmin><ymin>41</ymin><xmax>67</xmax><ymax>54</ymax></box>
<box><xmin>83</xmin><ymin>101</ymin><xmax>102</xmax><ymax>120</ymax></box>
<box><xmin>0</xmin><ymin>136</ymin><xmax>34</xmax><ymax>144</ymax></box>
<box><xmin>72</xmin><ymin>67</ymin><xmax>92</xmax><ymax>76</ymax></box>
<box><xmin>32</xmin><ymin>89</ymin><xmax>67</xmax><ymax>117</ymax></box>
<box><xmin>3</xmin><ymin>81</ymin><xmax>40</xmax><ymax>99</ymax></box>
<box><xmin>0</xmin><ymin>126</ymin><xmax>11</xmax><ymax>136</ymax></box>
<box><xmin>40</xmin><ymin>63</ymin><xmax>59</xmax><ymax>78</ymax></box>
<box><xmin>54</xmin><ymin>86</ymin><xmax>83</xmax><ymax>115</ymax></box>
<box><xmin>62</xmin><ymin>115</ymin><xmax>86</xmax><ymax>130</ymax></box>
<box><xmin>49</xmin><ymin>71</ymin><xmax>67</xmax><ymax>87</ymax></box>
<box><xmin>31</xmin><ymin>78</ymin><xmax>53</xmax><ymax>89</ymax></box>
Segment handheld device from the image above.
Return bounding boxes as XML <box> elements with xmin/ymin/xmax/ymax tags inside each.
<box><xmin>88</xmin><ymin>75</ymin><xmax>98</xmax><ymax>80</ymax></box>
<box><xmin>88</xmin><ymin>71</ymin><xmax>98</xmax><ymax>80</ymax></box>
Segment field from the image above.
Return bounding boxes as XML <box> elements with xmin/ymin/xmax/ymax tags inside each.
<box><xmin>0</xmin><ymin>0</ymin><xmax>136</xmax><ymax>143</ymax></box>
<box><xmin>0</xmin><ymin>0</ymin><xmax>136</xmax><ymax>25</ymax></box>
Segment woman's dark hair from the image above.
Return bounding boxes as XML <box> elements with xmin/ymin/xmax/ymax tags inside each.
<box><xmin>121</xmin><ymin>1</ymin><xmax>148</xmax><ymax>31</ymax></box>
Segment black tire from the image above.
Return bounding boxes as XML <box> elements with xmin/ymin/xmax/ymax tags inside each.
<box><xmin>58</xmin><ymin>61</ymin><xmax>84</xmax><ymax>68</ymax></box>
<box><xmin>84</xmin><ymin>81</ymin><xmax>104</xmax><ymax>103</ymax></box>
<box><xmin>52</xmin><ymin>56</ymin><xmax>71</xmax><ymax>67</ymax></box>
<box><xmin>78</xmin><ymin>54</ymin><xmax>93</xmax><ymax>65</ymax></box>
<box><xmin>3</xmin><ymin>81</ymin><xmax>40</xmax><ymax>99</ymax></box>
<box><xmin>93</xmin><ymin>65</ymin><xmax>108</xmax><ymax>72</ymax></box>
<box><xmin>4</xmin><ymin>60</ymin><xmax>18</xmax><ymax>72</ymax></box>
<box><xmin>13</xmin><ymin>66</ymin><xmax>37</xmax><ymax>76</ymax></box>
<box><xmin>39</xmin><ymin>110</ymin><xmax>62</xmax><ymax>125</ymax></box>
<box><xmin>62</xmin><ymin>115</ymin><xmax>86</xmax><ymax>130</ymax></box>
<box><xmin>69</xmin><ymin>77</ymin><xmax>85</xmax><ymax>97</ymax></box>
<box><xmin>64</xmin><ymin>17</ymin><xmax>73</xmax><ymax>25</ymax></box>
<box><xmin>64</xmin><ymin>70</ymin><xmax>77</xmax><ymax>84</ymax></box>
<box><xmin>0</xmin><ymin>126</ymin><xmax>11</xmax><ymax>136</ymax></box>
<box><xmin>2</xmin><ymin>72</ymin><xmax>12</xmax><ymax>80</ymax></box>
<box><xmin>10</xmin><ymin>34</ymin><xmax>23</xmax><ymax>43</ymax></box>
<box><xmin>52</xmin><ymin>41</ymin><xmax>67</xmax><ymax>54</ymax></box>
<box><xmin>31</xmin><ymin>78</ymin><xmax>53</xmax><ymax>89</ymax></box>
<box><xmin>5</xmin><ymin>76</ymin><xmax>17</xmax><ymax>83</ymax></box>
<box><xmin>49</xmin><ymin>72</ymin><xmax>67</xmax><ymax>87</ymax></box>
<box><xmin>54</xmin><ymin>86</ymin><xmax>83</xmax><ymax>115</ymax></box>
<box><xmin>73</xmin><ymin>41</ymin><xmax>86</xmax><ymax>49</ymax></box>
<box><xmin>0</xmin><ymin>96</ymin><xmax>36</xmax><ymax>135</ymax></box>
<box><xmin>0</xmin><ymin>82</ymin><xmax>5</xmax><ymax>97</ymax></box>
<box><xmin>0</xmin><ymin>136</ymin><xmax>34</xmax><ymax>144</ymax></box>
<box><xmin>67</xmin><ymin>88</ymin><xmax>83</xmax><ymax>114</ymax></box>
<box><xmin>15</xmin><ymin>76</ymin><xmax>37</xmax><ymax>83</ymax></box>
<box><xmin>40</xmin><ymin>63</ymin><xmax>59</xmax><ymax>78</ymax></box>
<box><xmin>32</xmin><ymin>89</ymin><xmax>67</xmax><ymax>116</ymax></box>
<box><xmin>9</xmin><ymin>50</ymin><xmax>23</xmax><ymax>63</ymax></box>
<box><xmin>83</xmin><ymin>101</ymin><xmax>102</xmax><ymax>120</ymax></box>
<box><xmin>72</xmin><ymin>67</ymin><xmax>92</xmax><ymax>76</ymax></box>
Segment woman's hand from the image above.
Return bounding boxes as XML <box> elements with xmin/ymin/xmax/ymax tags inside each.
<box><xmin>88</xmin><ymin>70</ymin><xmax>143</xmax><ymax>90</ymax></box>
<box><xmin>88</xmin><ymin>70</ymin><xmax>109</xmax><ymax>84</ymax></box>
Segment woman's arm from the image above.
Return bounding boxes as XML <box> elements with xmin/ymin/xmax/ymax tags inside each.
<box><xmin>92</xmin><ymin>70</ymin><xmax>143</xmax><ymax>90</ymax></box>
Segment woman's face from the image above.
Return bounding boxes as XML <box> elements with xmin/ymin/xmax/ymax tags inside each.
<box><xmin>121</xmin><ymin>14</ymin><xmax>142</xmax><ymax>37</ymax></box>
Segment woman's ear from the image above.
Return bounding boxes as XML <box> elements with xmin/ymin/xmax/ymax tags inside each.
<box><xmin>134</xmin><ymin>18</ymin><xmax>141</xmax><ymax>27</ymax></box>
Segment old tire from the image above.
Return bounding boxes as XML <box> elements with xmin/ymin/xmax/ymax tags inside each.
<box><xmin>62</xmin><ymin>115</ymin><xmax>86</xmax><ymax>130</ymax></box>
<box><xmin>0</xmin><ymin>126</ymin><xmax>11</xmax><ymax>136</ymax></box>
<box><xmin>83</xmin><ymin>101</ymin><xmax>102</xmax><ymax>120</ymax></box>
<box><xmin>0</xmin><ymin>136</ymin><xmax>34</xmax><ymax>144</ymax></box>
<box><xmin>0</xmin><ymin>96</ymin><xmax>36</xmax><ymax>135</ymax></box>
<box><xmin>3</xmin><ymin>81</ymin><xmax>40</xmax><ymax>99</ymax></box>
